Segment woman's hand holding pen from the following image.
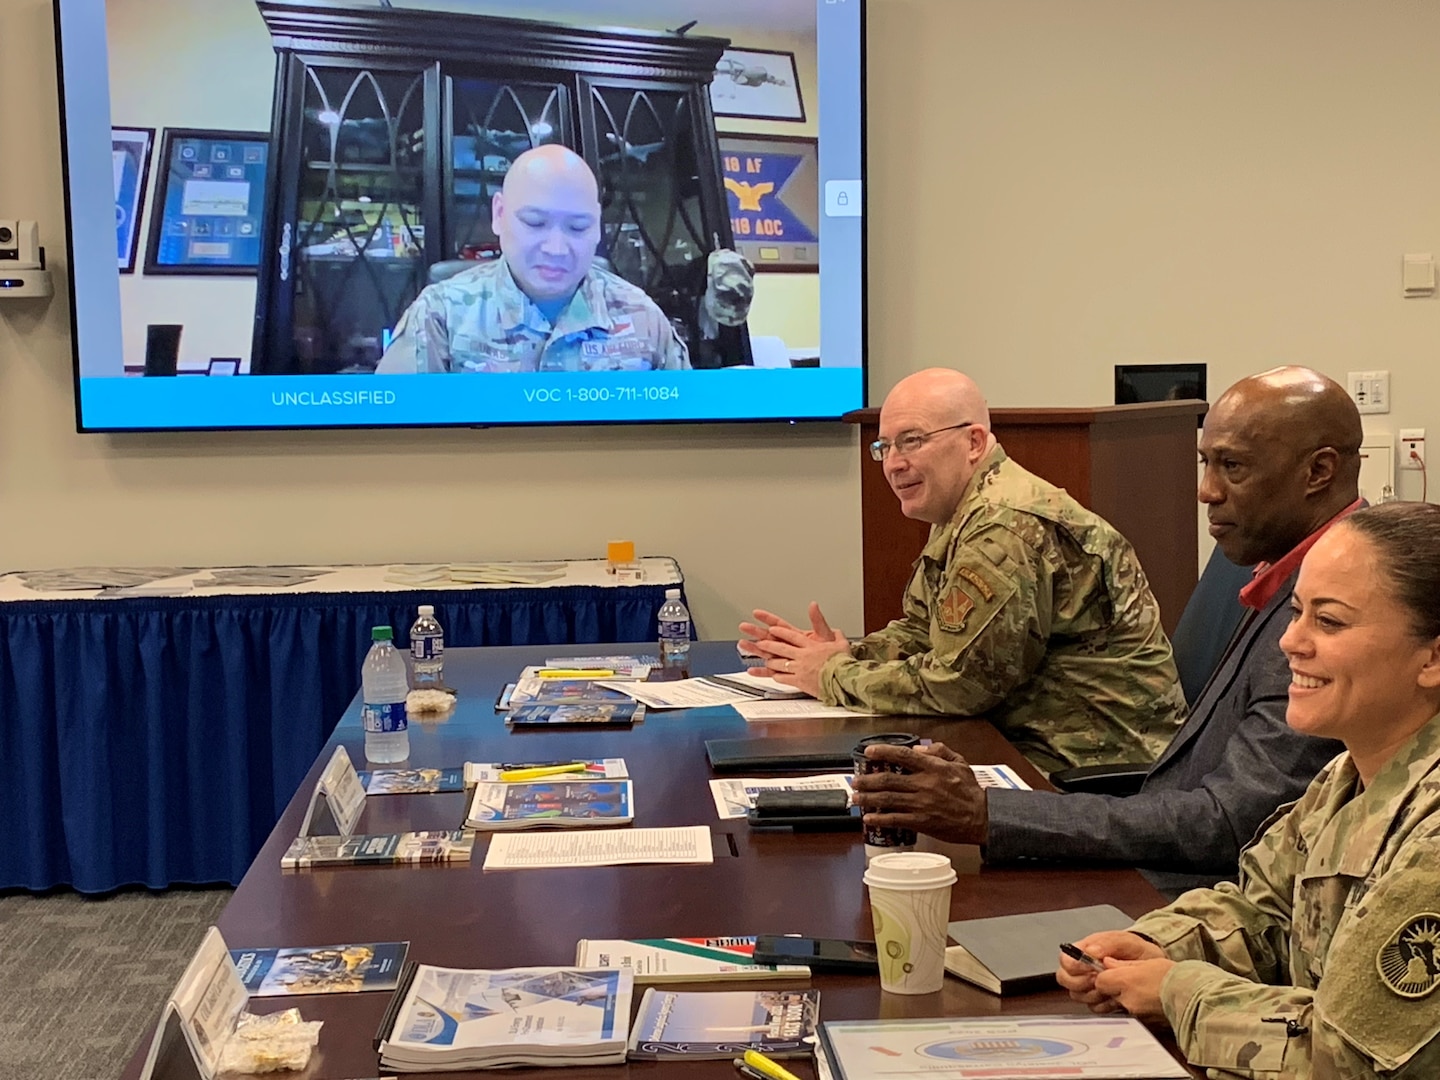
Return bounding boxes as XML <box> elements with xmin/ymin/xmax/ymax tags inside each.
<box><xmin>1056</xmin><ymin>931</ymin><xmax>1167</xmax><ymax>1014</ymax></box>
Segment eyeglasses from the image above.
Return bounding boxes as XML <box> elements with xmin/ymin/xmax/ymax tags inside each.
<box><xmin>869</xmin><ymin>422</ymin><xmax>976</xmax><ymax>462</ymax></box>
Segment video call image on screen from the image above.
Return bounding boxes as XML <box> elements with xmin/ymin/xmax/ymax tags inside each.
<box><xmin>56</xmin><ymin>0</ymin><xmax>866</xmax><ymax>430</ymax></box>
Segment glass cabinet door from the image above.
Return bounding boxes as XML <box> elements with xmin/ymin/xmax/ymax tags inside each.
<box><xmin>445</xmin><ymin>78</ymin><xmax>569</xmax><ymax>259</ymax></box>
<box><xmin>581</xmin><ymin>78</ymin><xmax>737</xmax><ymax>363</ymax></box>
<box><xmin>583</xmin><ymin>81</ymin><xmax>707</xmax><ymax>289</ymax></box>
<box><xmin>289</xmin><ymin>65</ymin><xmax>430</xmax><ymax>373</ymax></box>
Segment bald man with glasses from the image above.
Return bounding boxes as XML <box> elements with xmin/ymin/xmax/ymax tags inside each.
<box><xmin>741</xmin><ymin>368</ymin><xmax>1186</xmax><ymax>773</ymax></box>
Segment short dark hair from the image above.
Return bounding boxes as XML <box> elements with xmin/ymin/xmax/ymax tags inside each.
<box><xmin>1341</xmin><ymin>502</ymin><xmax>1440</xmax><ymax>640</ymax></box>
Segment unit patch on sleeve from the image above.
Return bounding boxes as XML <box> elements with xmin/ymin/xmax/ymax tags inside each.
<box><xmin>938</xmin><ymin>587</ymin><xmax>975</xmax><ymax>633</ymax></box>
<box><xmin>1376</xmin><ymin>913</ymin><xmax>1440</xmax><ymax>998</ymax></box>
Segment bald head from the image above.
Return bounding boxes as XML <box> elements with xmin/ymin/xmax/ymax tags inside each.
<box><xmin>883</xmin><ymin>368</ymin><xmax>993</xmax><ymax>434</ymax></box>
<box><xmin>1213</xmin><ymin>366</ymin><xmax>1363</xmax><ymax>466</ymax></box>
<box><xmin>494</xmin><ymin>145</ymin><xmax>602</xmax><ymax>304</ymax></box>
<box><xmin>877</xmin><ymin>368</ymin><xmax>995</xmax><ymax>524</ymax></box>
<box><xmin>1200</xmin><ymin>365</ymin><xmax>1363</xmax><ymax>566</ymax></box>
<box><xmin>502</xmin><ymin>145</ymin><xmax>600</xmax><ymax>206</ymax></box>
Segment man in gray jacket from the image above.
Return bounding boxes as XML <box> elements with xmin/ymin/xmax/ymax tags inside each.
<box><xmin>851</xmin><ymin>366</ymin><xmax>1362</xmax><ymax>898</ymax></box>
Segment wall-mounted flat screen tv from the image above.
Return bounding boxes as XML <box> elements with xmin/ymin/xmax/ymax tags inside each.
<box><xmin>54</xmin><ymin>0</ymin><xmax>866</xmax><ymax>431</ymax></box>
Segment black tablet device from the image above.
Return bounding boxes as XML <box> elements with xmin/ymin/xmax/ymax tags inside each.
<box><xmin>704</xmin><ymin>733</ymin><xmax>862</xmax><ymax>772</ymax></box>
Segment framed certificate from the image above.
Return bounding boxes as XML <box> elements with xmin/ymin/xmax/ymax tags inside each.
<box><xmin>144</xmin><ymin>128</ymin><xmax>269</xmax><ymax>275</ymax></box>
<box><xmin>111</xmin><ymin>127</ymin><xmax>154</xmax><ymax>273</ymax></box>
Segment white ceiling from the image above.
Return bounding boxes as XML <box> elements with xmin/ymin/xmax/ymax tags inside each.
<box><xmin>390</xmin><ymin>0</ymin><xmax>816</xmax><ymax>37</ymax></box>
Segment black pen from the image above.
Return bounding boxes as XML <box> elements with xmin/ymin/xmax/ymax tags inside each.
<box><xmin>1059</xmin><ymin>942</ymin><xmax>1105</xmax><ymax>970</ymax></box>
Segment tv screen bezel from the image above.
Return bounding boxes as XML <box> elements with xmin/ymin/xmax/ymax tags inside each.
<box><xmin>51</xmin><ymin>0</ymin><xmax>869</xmax><ymax>434</ymax></box>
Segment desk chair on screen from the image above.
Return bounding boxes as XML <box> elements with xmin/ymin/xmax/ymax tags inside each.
<box><xmin>1049</xmin><ymin>545</ymin><xmax>1251</xmax><ymax>796</ymax></box>
<box><xmin>143</xmin><ymin>324</ymin><xmax>182</xmax><ymax>376</ymax></box>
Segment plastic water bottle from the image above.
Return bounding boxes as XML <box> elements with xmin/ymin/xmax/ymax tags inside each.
<box><xmin>362</xmin><ymin>626</ymin><xmax>410</xmax><ymax>763</ymax></box>
<box><xmin>657</xmin><ymin>588</ymin><xmax>691</xmax><ymax>671</ymax></box>
<box><xmin>409</xmin><ymin>604</ymin><xmax>445</xmax><ymax>687</ymax></box>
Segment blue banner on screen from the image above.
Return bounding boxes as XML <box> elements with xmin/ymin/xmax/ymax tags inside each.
<box><xmin>78</xmin><ymin>370</ymin><xmax>864</xmax><ymax>429</ymax></box>
<box><xmin>725</xmin><ymin>152</ymin><xmax>818</xmax><ymax>246</ymax></box>
<box><xmin>55</xmin><ymin>0</ymin><xmax>866</xmax><ymax>431</ymax></box>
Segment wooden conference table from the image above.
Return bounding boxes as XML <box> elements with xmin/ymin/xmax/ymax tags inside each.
<box><xmin>123</xmin><ymin>640</ymin><xmax>1193</xmax><ymax>1080</ymax></box>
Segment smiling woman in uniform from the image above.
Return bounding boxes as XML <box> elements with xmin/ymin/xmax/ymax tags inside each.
<box><xmin>1057</xmin><ymin>501</ymin><xmax>1440</xmax><ymax>1079</ymax></box>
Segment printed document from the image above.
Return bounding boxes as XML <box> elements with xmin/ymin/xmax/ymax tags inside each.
<box><xmin>732</xmin><ymin>700</ymin><xmax>878</xmax><ymax>721</ymax></box>
<box><xmin>820</xmin><ymin>1015</ymin><xmax>1188</xmax><ymax>1079</ymax></box>
<box><xmin>597</xmin><ymin>679</ymin><xmax>754</xmax><ymax>710</ymax></box>
<box><xmin>483</xmin><ymin>826</ymin><xmax>713</xmax><ymax>869</ymax></box>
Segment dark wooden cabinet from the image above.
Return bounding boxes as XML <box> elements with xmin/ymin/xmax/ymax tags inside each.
<box><xmin>845</xmin><ymin>401</ymin><xmax>1207</xmax><ymax>635</ymax></box>
<box><xmin>251</xmin><ymin>2</ymin><xmax>747</xmax><ymax>373</ymax></box>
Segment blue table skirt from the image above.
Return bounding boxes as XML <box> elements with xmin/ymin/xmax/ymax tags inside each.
<box><xmin>2</xmin><ymin>583</ymin><xmax>674</xmax><ymax>893</ymax></box>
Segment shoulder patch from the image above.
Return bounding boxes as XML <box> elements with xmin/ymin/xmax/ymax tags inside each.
<box><xmin>1377</xmin><ymin>913</ymin><xmax>1440</xmax><ymax>999</ymax></box>
<box><xmin>957</xmin><ymin>566</ymin><xmax>995</xmax><ymax>601</ymax></box>
<box><xmin>938</xmin><ymin>586</ymin><xmax>975</xmax><ymax>633</ymax></box>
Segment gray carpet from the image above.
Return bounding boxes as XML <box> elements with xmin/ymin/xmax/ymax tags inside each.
<box><xmin>0</xmin><ymin>887</ymin><xmax>232</xmax><ymax>1080</ymax></box>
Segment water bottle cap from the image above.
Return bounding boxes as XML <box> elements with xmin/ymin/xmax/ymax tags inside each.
<box><xmin>665</xmin><ymin>588</ymin><xmax>681</xmax><ymax>599</ymax></box>
<box><xmin>418</xmin><ymin>605</ymin><xmax>434</xmax><ymax>616</ymax></box>
<box><xmin>371</xmin><ymin>626</ymin><xmax>393</xmax><ymax>641</ymax></box>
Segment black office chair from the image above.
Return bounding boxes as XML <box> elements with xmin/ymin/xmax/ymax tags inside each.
<box><xmin>1048</xmin><ymin>547</ymin><xmax>1249</xmax><ymax>796</ymax></box>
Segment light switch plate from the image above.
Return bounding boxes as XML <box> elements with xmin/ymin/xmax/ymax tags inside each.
<box><xmin>1403</xmin><ymin>254</ymin><xmax>1436</xmax><ymax>296</ymax></box>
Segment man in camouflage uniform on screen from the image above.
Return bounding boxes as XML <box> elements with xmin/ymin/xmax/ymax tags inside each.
<box><xmin>378</xmin><ymin>144</ymin><xmax>688</xmax><ymax>374</ymax></box>
<box><xmin>1087</xmin><ymin>712</ymin><xmax>1440</xmax><ymax>1078</ymax></box>
<box><xmin>742</xmin><ymin>368</ymin><xmax>1186</xmax><ymax>773</ymax></box>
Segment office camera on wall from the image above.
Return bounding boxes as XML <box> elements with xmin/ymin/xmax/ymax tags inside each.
<box><xmin>0</xmin><ymin>219</ymin><xmax>54</xmax><ymax>299</ymax></box>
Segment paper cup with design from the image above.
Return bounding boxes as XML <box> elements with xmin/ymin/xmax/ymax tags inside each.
<box><xmin>863</xmin><ymin>851</ymin><xmax>957</xmax><ymax>994</ymax></box>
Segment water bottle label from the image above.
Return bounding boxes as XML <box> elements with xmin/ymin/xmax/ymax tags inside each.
<box><xmin>411</xmin><ymin>637</ymin><xmax>444</xmax><ymax>661</ymax></box>
<box><xmin>659</xmin><ymin>619</ymin><xmax>689</xmax><ymax>638</ymax></box>
<box><xmin>362</xmin><ymin>701</ymin><xmax>408</xmax><ymax>733</ymax></box>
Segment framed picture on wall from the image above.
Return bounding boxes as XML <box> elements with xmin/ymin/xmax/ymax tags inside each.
<box><xmin>719</xmin><ymin>134</ymin><xmax>819</xmax><ymax>272</ymax></box>
<box><xmin>710</xmin><ymin>48</ymin><xmax>806</xmax><ymax>123</ymax></box>
<box><xmin>111</xmin><ymin>127</ymin><xmax>154</xmax><ymax>273</ymax></box>
<box><xmin>144</xmin><ymin>128</ymin><xmax>269</xmax><ymax>276</ymax></box>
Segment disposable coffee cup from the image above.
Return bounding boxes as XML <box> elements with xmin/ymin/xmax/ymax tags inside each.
<box><xmin>862</xmin><ymin>851</ymin><xmax>957</xmax><ymax>994</ymax></box>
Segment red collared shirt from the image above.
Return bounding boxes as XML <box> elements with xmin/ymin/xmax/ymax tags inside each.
<box><xmin>1238</xmin><ymin>499</ymin><xmax>1365</xmax><ymax>611</ymax></box>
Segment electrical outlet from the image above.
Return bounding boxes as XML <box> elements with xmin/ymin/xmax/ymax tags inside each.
<box><xmin>1400</xmin><ymin>428</ymin><xmax>1426</xmax><ymax>470</ymax></box>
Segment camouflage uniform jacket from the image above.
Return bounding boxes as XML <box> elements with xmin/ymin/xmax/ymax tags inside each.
<box><xmin>818</xmin><ymin>445</ymin><xmax>1187</xmax><ymax>772</ymax></box>
<box><xmin>1131</xmin><ymin>712</ymin><xmax>1440</xmax><ymax>1078</ymax></box>
<box><xmin>377</xmin><ymin>257</ymin><xmax>689</xmax><ymax>373</ymax></box>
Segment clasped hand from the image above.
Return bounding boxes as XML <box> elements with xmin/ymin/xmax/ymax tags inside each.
<box><xmin>737</xmin><ymin>602</ymin><xmax>850</xmax><ymax>698</ymax></box>
<box><xmin>849</xmin><ymin>742</ymin><xmax>989</xmax><ymax>845</ymax></box>
<box><xmin>1054</xmin><ymin>931</ymin><xmax>1174</xmax><ymax>1023</ymax></box>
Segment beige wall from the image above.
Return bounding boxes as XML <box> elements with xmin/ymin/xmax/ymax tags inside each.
<box><xmin>712</xmin><ymin>29</ymin><xmax>822</xmax><ymax>343</ymax></box>
<box><xmin>6</xmin><ymin>0</ymin><xmax>1440</xmax><ymax>639</ymax></box>
<box><xmin>106</xmin><ymin>0</ymin><xmax>272</xmax><ymax>371</ymax></box>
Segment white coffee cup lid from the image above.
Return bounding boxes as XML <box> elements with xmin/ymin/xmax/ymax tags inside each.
<box><xmin>862</xmin><ymin>850</ymin><xmax>957</xmax><ymax>889</ymax></box>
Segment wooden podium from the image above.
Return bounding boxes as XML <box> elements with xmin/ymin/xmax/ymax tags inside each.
<box><xmin>844</xmin><ymin>401</ymin><xmax>1207</xmax><ymax>635</ymax></box>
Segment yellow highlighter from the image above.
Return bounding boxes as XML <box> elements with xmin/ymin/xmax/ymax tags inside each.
<box><xmin>536</xmin><ymin>669</ymin><xmax>615</xmax><ymax>678</ymax></box>
<box><xmin>742</xmin><ymin>1050</ymin><xmax>803</xmax><ymax>1080</ymax></box>
<box><xmin>498</xmin><ymin>762</ymin><xmax>589</xmax><ymax>782</ymax></box>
